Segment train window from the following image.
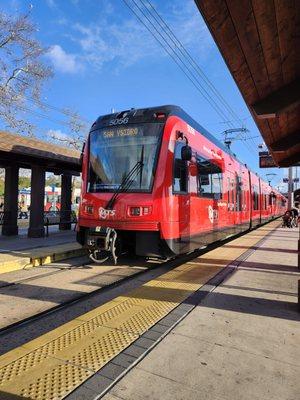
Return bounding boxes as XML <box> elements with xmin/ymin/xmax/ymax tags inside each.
<box><xmin>173</xmin><ymin>142</ymin><xmax>188</xmax><ymax>193</ymax></box>
<box><xmin>252</xmin><ymin>186</ymin><xmax>259</xmax><ymax>210</ymax></box>
<box><xmin>269</xmin><ymin>194</ymin><xmax>273</xmax><ymax>206</ymax></box>
<box><xmin>197</xmin><ymin>156</ymin><xmax>222</xmax><ymax>199</ymax></box>
<box><xmin>236</xmin><ymin>175</ymin><xmax>243</xmax><ymax>211</ymax></box>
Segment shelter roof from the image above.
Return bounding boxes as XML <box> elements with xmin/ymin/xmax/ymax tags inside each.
<box><xmin>195</xmin><ymin>0</ymin><xmax>299</xmax><ymax>167</ymax></box>
<box><xmin>0</xmin><ymin>131</ymin><xmax>81</xmax><ymax>173</ymax></box>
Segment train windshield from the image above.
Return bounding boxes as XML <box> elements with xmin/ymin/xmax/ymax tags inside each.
<box><xmin>88</xmin><ymin>123</ymin><xmax>163</xmax><ymax>193</ymax></box>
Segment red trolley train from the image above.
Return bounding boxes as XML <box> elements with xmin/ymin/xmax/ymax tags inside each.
<box><xmin>77</xmin><ymin>105</ymin><xmax>286</xmax><ymax>263</ymax></box>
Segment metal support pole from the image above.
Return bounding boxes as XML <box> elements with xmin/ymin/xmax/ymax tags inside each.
<box><xmin>2</xmin><ymin>166</ymin><xmax>19</xmax><ymax>235</ymax></box>
<box><xmin>288</xmin><ymin>167</ymin><xmax>293</xmax><ymax>209</ymax></box>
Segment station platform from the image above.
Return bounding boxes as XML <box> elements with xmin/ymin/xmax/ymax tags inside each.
<box><xmin>0</xmin><ymin>230</ymin><xmax>85</xmax><ymax>274</ymax></box>
<box><xmin>0</xmin><ymin>220</ymin><xmax>299</xmax><ymax>400</ymax></box>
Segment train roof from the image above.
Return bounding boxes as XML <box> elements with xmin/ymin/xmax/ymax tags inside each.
<box><xmin>94</xmin><ymin>104</ymin><xmax>236</xmax><ymax>156</ymax></box>
<box><xmin>92</xmin><ymin>105</ymin><xmax>282</xmax><ymax>194</ymax></box>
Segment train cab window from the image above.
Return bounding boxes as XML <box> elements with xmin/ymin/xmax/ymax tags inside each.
<box><xmin>173</xmin><ymin>142</ymin><xmax>188</xmax><ymax>193</ymax></box>
<box><xmin>197</xmin><ymin>156</ymin><xmax>222</xmax><ymax>199</ymax></box>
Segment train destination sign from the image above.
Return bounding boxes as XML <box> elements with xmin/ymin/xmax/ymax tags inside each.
<box><xmin>102</xmin><ymin>127</ymin><xmax>138</xmax><ymax>138</ymax></box>
<box><xmin>259</xmin><ymin>153</ymin><xmax>277</xmax><ymax>168</ymax></box>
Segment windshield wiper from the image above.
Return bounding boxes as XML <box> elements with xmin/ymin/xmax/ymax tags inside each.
<box><xmin>106</xmin><ymin>146</ymin><xmax>144</xmax><ymax>210</ymax></box>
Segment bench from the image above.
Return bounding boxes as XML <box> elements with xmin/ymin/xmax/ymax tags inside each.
<box><xmin>44</xmin><ymin>210</ymin><xmax>77</xmax><ymax>236</ymax></box>
<box><xmin>0</xmin><ymin>211</ymin><xmax>10</xmax><ymax>226</ymax></box>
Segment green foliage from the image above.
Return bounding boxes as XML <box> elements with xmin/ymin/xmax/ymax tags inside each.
<box><xmin>46</xmin><ymin>175</ymin><xmax>60</xmax><ymax>187</ymax></box>
<box><xmin>19</xmin><ymin>176</ymin><xmax>31</xmax><ymax>189</ymax></box>
<box><xmin>0</xmin><ymin>178</ymin><xmax>4</xmax><ymax>195</ymax></box>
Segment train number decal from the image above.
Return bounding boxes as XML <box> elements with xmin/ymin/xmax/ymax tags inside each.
<box><xmin>109</xmin><ymin>117</ymin><xmax>129</xmax><ymax>126</ymax></box>
<box><xmin>208</xmin><ymin>205</ymin><xmax>218</xmax><ymax>223</ymax></box>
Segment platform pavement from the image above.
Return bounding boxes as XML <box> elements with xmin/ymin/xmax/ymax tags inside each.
<box><xmin>101</xmin><ymin>225</ymin><xmax>300</xmax><ymax>400</ymax></box>
<box><xmin>0</xmin><ymin>230</ymin><xmax>85</xmax><ymax>274</ymax></box>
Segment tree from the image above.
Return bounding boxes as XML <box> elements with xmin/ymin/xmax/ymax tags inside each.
<box><xmin>0</xmin><ymin>8</ymin><xmax>53</xmax><ymax>136</ymax></box>
<box><xmin>49</xmin><ymin>111</ymin><xmax>88</xmax><ymax>151</ymax></box>
<box><xmin>0</xmin><ymin>8</ymin><xmax>88</xmax><ymax>146</ymax></box>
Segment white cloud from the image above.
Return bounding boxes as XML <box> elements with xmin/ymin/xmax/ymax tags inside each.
<box><xmin>48</xmin><ymin>0</ymin><xmax>213</xmax><ymax>73</ymax></box>
<box><xmin>46</xmin><ymin>45</ymin><xmax>83</xmax><ymax>73</ymax></box>
<box><xmin>47</xmin><ymin>129</ymin><xmax>70</xmax><ymax>141</ymax></box>
<box><xmin>46</xmin><ymin>0</ymin><xmax>57</xmax><ymax>9</ymax></box>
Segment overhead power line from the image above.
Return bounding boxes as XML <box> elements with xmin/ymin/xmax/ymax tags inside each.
<box><xmin>140</xmin><ymin>0</ymin><xmax>243</xmax><ymax>126</ymax></box>
<box><xmin>122</xmin><ymin>0</ymin><xmax>258</xmax><ymax>154</ymax></box>
<box><xmin>122</xmin><ymin>0</ymin><xmax>235</xmax><ymax>127</ymax></box>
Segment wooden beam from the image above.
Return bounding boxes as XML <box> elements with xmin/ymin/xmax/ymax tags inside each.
<box><xmin>270</xmin><ymin>130</ymin><xmax>300</xmax><ymax>152</ymax></box>
<box><xmin>277</xmin><ymin>150</ymin><xmax>300</xmax><ymax>167</ymax></box>
<box><xmin>251</xmin><ymin>78</ymin><xmax>300</xmax><ymax>118</ymax></box>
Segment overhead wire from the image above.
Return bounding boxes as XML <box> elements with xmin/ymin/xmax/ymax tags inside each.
<box><xmin>123</xmin><ymin>0</ymin><xmax>257</xmax><ymax>154</ymax></box>
<box><xmin>143</xmin><ymin>0</ymin><xmax>261</xmax><ymax>154</ymax></box>
<box><xmin>14</xmin><ymin>104</ymin><xmax>72</xmax><ymax>127</ymax></box>
<box><xmin>122</xmin><ymin>0</ymin><xmax>235</xmax><ymax>127</ymax></box>
<box><xmin>140</xmin><ymin>0</ymin><xmax>243</xmax><ymax>126</ymax></box>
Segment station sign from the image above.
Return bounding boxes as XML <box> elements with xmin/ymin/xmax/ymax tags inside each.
<box><xmin>282</xmin><ymin>178</ymin><xmax>299</xmax><ymax>183</ymax></box>
<box><xmin>259</xmin><ymin>152</ymin><xmax>277</xmax><ymax>168</ymax></box>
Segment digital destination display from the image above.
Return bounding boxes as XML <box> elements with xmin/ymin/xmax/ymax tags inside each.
<box><xmin>102</xmin><ymin>127</ymin><xmax>138</xmax><ymax>138</ymax></box>
<box><xmin>259</xmin><ymin>154</ymin><xmax>277</xmax><ymax>168</ymax></box>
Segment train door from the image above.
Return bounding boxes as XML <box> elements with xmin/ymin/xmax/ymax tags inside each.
<box><xmin>258</xmin><ymin>179</ymin><xmax>262</xmax><ymax>224</ymax></box>
<box><xmin>235</xmin><ymin>172</ymin><xmax>243</xmax><ymax>228</ymax></box>
<box><xmin>173</xmin><ymin>141</ymin><xmax>190</xmax><ymax>245</ymax></box>
<box><xmin>227</xmin><ymin>171</ymin><xmax>236</xmax><ymax>231</ymax></box>
<box><xmin>248</xmin><ymin>170</ymin><xmax>253</xmax><ymax>228</ymax></box>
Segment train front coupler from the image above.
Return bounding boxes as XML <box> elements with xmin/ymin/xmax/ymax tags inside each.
<box><xmin>87</xmin><ymin>227</ymin><xmax>118</xmax><ymax>265</ymax></box>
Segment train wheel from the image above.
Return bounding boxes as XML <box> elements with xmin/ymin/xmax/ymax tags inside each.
<box><xmin>89</xmin><ymin>250</ymin><xmax>109</xmax><ymax>264</ymax></box>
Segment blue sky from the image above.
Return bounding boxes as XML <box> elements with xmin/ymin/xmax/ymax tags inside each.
<box><xmin>1</xmin><ymin>0</ymin><xmax>293</xmax><ymax>190</ymax></box>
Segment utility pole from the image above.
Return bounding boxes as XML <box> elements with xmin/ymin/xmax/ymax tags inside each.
<box><xmin>288</xmin><ymin>166</ymin><xmax>293</xmax><ymax>209</ymax></box>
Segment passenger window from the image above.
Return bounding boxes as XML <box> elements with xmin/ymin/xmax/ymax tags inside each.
<box><xmin>252</xmin><ymin>185</ymin><xmax>259</xmax><ymax>210</ymax></box>
<box><xmin>173</xmin><ymin>142</ymin><xmax>188</xmax><ymax>193</ymax></box>
<box><xmin>197</xmin><ymin>156</ymin><xmax>222</xmax><ymax>199</ymax></box>
<box><xmin>236</xmin><ymin>175</ymin><xmax>243</xmax><ymax>211</ymax></box>
<box><xmin>269</xmin><ymin>194</ymin><xmax>273</xmax><ymax>206</ymax></box>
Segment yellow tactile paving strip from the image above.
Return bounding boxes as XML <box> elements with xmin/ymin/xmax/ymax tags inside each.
<box><xmin>0</xmin><ymin>221</ymin><xmax>280</xmax><ymax>400</ymax></box>
<box><xmin>0</xmin><ymin>242</ymin><xmax>86</xmax><ymax>274</ymax></box>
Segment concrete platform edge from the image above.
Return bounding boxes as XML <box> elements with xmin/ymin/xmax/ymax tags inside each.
<box><xmin>0</xmin><ymin>247</ymin><xmax>87</xmax><ymax>274</ymax></box>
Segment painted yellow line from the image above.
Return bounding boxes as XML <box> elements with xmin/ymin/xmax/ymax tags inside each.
<box><xmin>0</xmin><ymin>221</ymin><xmax>280</xmax><ymax>399</ymax></box>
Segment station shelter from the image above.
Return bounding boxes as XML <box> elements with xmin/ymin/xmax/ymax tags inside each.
<box><xmin>0</xmin><ymin>131</ymin><xmax>81</xmax><ymax>237</ymax></box>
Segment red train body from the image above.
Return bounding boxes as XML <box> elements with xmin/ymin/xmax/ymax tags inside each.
<box><xmin>77</xmin><ymin>106</ymin><xmax>286</xmax><ymax>262</ymax></box>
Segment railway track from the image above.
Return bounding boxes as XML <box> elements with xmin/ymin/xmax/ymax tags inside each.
<box><xmin>0</xmin><ymin>223</ymin><xmax>273</xmax><ymax>355</ymax></box>
<box><xmin>0</xmin><ymin>221</ymin><xmax>280</xmax><ymax>400</ymax></box>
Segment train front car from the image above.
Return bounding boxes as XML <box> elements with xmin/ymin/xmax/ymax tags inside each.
<box><xmin>77</xmin><ymin>106</ymin><xmax>176</xmax><ymax>263</ymax></box>
<box><xmin>77</xmin><ymin>105</ymin><xmax>286</xmax><ymax>264</ymax></box>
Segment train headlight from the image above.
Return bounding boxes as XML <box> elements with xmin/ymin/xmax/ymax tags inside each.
<box><xmin>130</xmin><ymin>207</ymin><xmax>141</xmax><ymax>216</ymax></box>
<box><xmin>85</xmin><ymin>205</ymin><xmax>94</xmax><ymax>214</ymax></box>
<box><xmin>142</xmin><ymin>206</ymin><xmax>151</xmax><ymax>215</ymax></box>
<box><xmin>129</xmin><ymin>206</ymin><xmax>152</xmax><ymax>216</ymax></box>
